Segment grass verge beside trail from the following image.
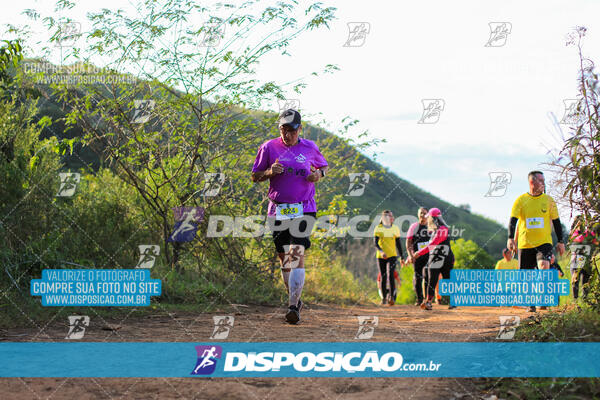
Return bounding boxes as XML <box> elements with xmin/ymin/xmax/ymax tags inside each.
<box><xmin>478</xmin><ymin>304</ymin><xmax>600</xmax><ymax>399</ymax></box>
<box><xmin>0</xmin><ymin>254</ymin><xmax>378</xmax><ymax>329</ymax></box>
<box><xmin>477</xmin><ymin>377</ymin><xmax>600</xmax><ymax>400</ymax></box>
<box><xmin>515</xmin><ymin>304</ymin><xmax>600</xmax><ymax>342</ymax></box>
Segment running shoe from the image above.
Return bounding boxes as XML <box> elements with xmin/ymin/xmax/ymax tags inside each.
<box><xmin>388</xmin><ymin>298</ymin><xmax>395</xmax><ymax>306</ymax></box>
<box><xmin>297</xmin><ymin>299</ymin><xmax>303</xmax><ymax>313</ymax></box>
<box><xmin>539</xmin><ymin>306</ymin><xmax>547</xmax><ymax>310</ymax></box>
<box><xmin>381</xmin><ymin>298</ymin><xmax>387</xmax><ymax>305</ymax></box>
<box><xmin>448</xmin><ymin>305</ymin><xmax>457</xmax><ymax>310</ymax></box>
<box><xmin>421</xmin><ymin>301</ymin><xmax>432</xmax><ymax>310</ymax></box>
<box><xmin>528</xmin><ymin>306</ymin><xmax>537</xmax><ymax>312</ymax></box>
<box><xmin>285</xmin><ymin>305</ymin><xmax>300</xmax><ymax>324</ymax></box>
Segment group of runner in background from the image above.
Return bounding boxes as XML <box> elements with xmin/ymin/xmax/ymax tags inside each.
<box><xmin>376</xmin><ymin>170</ymin><xmax>598</xmax><ymax>313</ymax></box>
<box><xmin>252</xmin><ymin>109</ymin><xmax>598</xmax><ymax>323</ymax></box>
<box><xmin>375</xmin><ymin>207</ymin><xmax>456</xmax><ymax>311</ymax></box>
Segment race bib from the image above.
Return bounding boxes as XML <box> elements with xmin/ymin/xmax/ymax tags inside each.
<box><xmin>526</xmin><ymin>217</ymin><xmax>544</xmax><ymax>229</ymax></box>
<box><xmin>275</xmin><ymin>202</ymin><xmax>303</xmax><ymax>220</ymax></box>
<box><xmin>417</xmin><ymin>242</ymin><xmax>428</xmax><ymax>251</ymax></box>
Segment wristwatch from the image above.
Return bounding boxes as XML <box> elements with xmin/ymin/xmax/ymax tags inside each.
<box><xmin>319</xmin><ymin>169</ymin><xmax>325</xmax><ymax>177</ymax></box>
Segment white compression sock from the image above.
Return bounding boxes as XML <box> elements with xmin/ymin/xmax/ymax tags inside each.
<box><xmin>288</xmin><ymin>268</ymin><xmax>305</xmax><ymax>307</ymax></box>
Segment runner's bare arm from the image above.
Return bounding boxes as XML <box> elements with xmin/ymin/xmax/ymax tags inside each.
<box><xmin>251</xmin><ymin>158</ymin><xmax>283</xmax><ymax>182</ymax></box>
<box><xmin>306</xmin><ymin>165</ymin><xmax>329</xmax><ymax>182</ymax></box>
<box><xmin>406</xmin><ymin>237</ymin><xmax>415</xmax><ymax>259</ymax></box>
<box><xmin>252</xmin><ymin>170</ymin><xmax>272</xmax><ymax>182</ymax></box>
<box><xmin>405</xmin><ymin>223</ymin><xmax>417</xmax><ymax>263</ymax></box>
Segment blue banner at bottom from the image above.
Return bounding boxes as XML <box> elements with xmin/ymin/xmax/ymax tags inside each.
<box><xmin>1</xmin><ymin>342</ymin><xmax>599</xmax><ymax>377</ymax></box>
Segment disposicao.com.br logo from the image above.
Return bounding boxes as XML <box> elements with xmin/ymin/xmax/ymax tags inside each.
<box><xmin>191</xmin><ymin>346</ymin><xmax>442</xmax><ymax>376</ymax></box>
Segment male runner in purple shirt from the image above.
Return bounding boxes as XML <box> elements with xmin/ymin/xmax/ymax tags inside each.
<box><xmin>251</xmin><ymin>109</ymin><xmax>329</xmax><ymax>324</ymax></box>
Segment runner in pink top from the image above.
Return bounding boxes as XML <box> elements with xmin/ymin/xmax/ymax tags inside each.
<box><xmin>251</xmin><ymin>109</ymin><xmax>329</xmax><ymax>325</ymax></box>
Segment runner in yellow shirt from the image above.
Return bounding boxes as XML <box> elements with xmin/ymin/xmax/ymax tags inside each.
<box><xmin>495</xmin><ymin>248</ymin><xmax>519</xmax><ymax>309</ymax></box>
<box><xmin>507</xmin><ymin>171</ymin><xmax>565</xmax><ymax>312</ymax></box>
<box><xmin>495</xmin><ymin>248</ymin><xmax>519</xmax><ymax>270</ymax></box>
<box><xmin>374</xmin><ymin>210</ymin><xmax>404</xmax><ymax>306</ymax></box>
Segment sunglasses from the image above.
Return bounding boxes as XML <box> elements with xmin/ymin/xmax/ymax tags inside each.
<box><xmin>280</xmin><ymin>125</ymin><xmax>299</xmax><ymax>133</ymax></box>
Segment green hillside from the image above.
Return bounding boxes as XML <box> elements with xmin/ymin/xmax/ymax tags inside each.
<box><xmin>28</xmin><ymin>62</ymin><xmax>507</xmax><ymax>274</ymax></box>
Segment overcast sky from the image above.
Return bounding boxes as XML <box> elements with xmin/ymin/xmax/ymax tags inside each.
<box><xmin>4</xmin><ymin>0</ymin><xmax>600</xmax><ymax>226</ymax></box>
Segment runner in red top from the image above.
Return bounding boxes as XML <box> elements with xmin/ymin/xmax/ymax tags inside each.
<box><xmin>406</xmin><ymin>207</ymin><xmax>431</xmax><ymax>305</ymax></box>
<box><xmin>409</xmin><ymin>208</ymin><xmax>456</xmax><ymax>310</ymax></box>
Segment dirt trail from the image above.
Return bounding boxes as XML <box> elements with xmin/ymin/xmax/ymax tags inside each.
<box><xmin>1</xmin><ymin>303</ymin><xmax>535</xmax><ymax>399</ymax></box>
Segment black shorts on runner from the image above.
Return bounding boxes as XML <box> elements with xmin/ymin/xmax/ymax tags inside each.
<box><xmin>518</xmin><ymin>243</ymin><xmax>553</xmax><ymax>269</ymax></box>
<box><xmin>271</xmin><ymin>212</ymin><xmax>317</xmax><ymax>253</ymax></box>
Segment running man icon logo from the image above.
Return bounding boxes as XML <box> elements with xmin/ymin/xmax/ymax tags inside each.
<box><xmin>428</xmin><ymin>245</ymin><xmax>450</xmax><ymax>270</ymax></box>
<box><xmin>343</xmin><ymin>22</ymin><xmax>371</xmax><ymax>47</ymax></box>
<box><xmin>497</xmin><ymin>316</ymin><xmax>520</xmax><ymax>340</ymax></box>
<box><xmin>132</xmin><ymin>100</ymin><xmax>156</xmax><ymax>123</ymax></box>
<box><xmin>560</xmin><ymin>99</ymin><xmax>582</xmax><ymax>125</ymax></box>
<box><xmin>277</xmin><ymin>99</ymin><xmax>300</xmax><ymax>114</ymax></box>
<box><xmin>418</xmin><ymin>99</ymin><xmax>445</xmax><ymax>124</ymax></box>
<box><xmin>201</xmin><ymin>173</ymin><xmax>225</xmax><ymax>197</ymax></box>
<box><xmin>136</xmin><ymin>245</ymin><xmax>160</xmax><ymax>268</ymax></box>
<box><xmin>355</xmin><ymin>316</ymin><xmax>378</xmax><ymax>339</ymax></box>
<box><xmin>191</xmin><ymin>345</ymin><xmax>223</xmax><ymax>375</ymax></box>
<box><xmin>485</xmin><ymin>172</ymin><xmax>512</xmax><ymax>197</ymax></box>
<box><xmin>571</xmin><ymin>244</ymin><xmax>591</xmax><ymax>270</ymax></box>
<box><xmin>168</xmin><ymin>207</ymin><xmax>205</xmax><ymax>242</ymax></box>
<box><xmin>199</xmin><ymin>23</ymin><xmax>225</xmax><ymax>47</ymax></box>
<box><xmin>55</xmin><ymin>21</ymin><xmax>81</xmax><ymax>47</ymax></box>
<box><xmin>282</xmin><ymin>245</ymin><xmax>305</xmax><ymax>269</ymax></box>
<box><xmin>485</xmin><ymin>22</ymin><xmax>512</xmax><ymax>47</ymax></box>
<box><xmin>210</xmin><ymin>316</ymin><xmax>234</xmax><ymax>339</ymax></box>
<box><xmin>65</xmin><ymin>316</ymin><xmax>89</xmax><ymax>340</ymax></box>
<box><xmin>346</xmin><ymin>173</ymin><xmax>370</xmax><ymax>196</ymax></box>
<box><xmin>57</xmin><ymin>172</ymin><xmax>81</xmax><ymax>197</ymax></box>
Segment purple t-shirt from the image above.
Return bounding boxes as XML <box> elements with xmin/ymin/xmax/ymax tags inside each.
<box><xmin>252</xmin><ymin>137</ymin><xmax>328</xmax><ymax>216</ymax></box>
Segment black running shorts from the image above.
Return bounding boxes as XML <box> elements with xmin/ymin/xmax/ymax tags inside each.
<box><xmin>518</xmin><ymin>243</ymin><xmax>553</xmax><ymax>269</ymax></box>
<box><xmin>271</xmin><ymin>212</ymin><xmax>317</xmax><ymax>254</ymax></box>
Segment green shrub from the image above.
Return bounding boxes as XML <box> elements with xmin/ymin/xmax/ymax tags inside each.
<box><xmin>451</xmin><ymin>238</ymin><xmax>495</xmax><ymax>269</ymax></box>
<box><xmin>304</xmin><ymin>252</ymin><xmax>377</xmax><ymax>305</ymax></box>
<box><xmin>58</xmin><ymin>169</ymin><xmax>154</xmax><ymax>268</ymax></box>
<box><xmin>397</xmin><ymin>264</ymin><xmax>416</xmax><ymax>305</ymax></box>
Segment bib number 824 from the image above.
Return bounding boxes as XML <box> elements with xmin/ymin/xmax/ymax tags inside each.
<box><xmin>281</xmin><ymin>207</ymin><xmax>298</xmax><ymax>215</ymax></box>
